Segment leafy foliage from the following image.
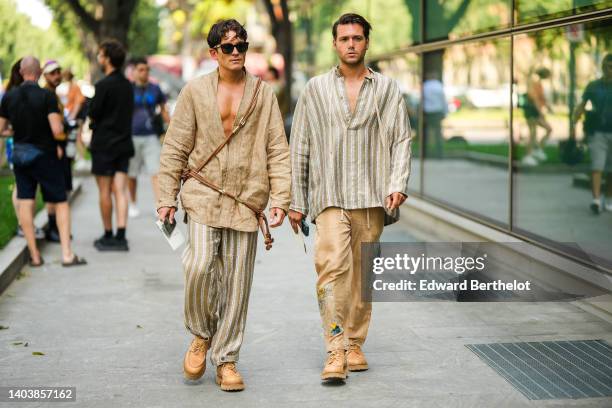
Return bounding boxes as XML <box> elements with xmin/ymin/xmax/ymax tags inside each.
<box><xmin>129</xmin><ymin>0</ymin><xmax>162</xmax><ymax>57</ymax></box>
<box><xmin>0</xmin><ymin>0</ymin><xmax>89</xmax><ymax>78</ymax></box>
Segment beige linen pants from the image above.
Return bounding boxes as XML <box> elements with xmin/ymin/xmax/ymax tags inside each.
<box><xmin>182</xmin><ymin>219</ymin><xmax>258</xmax><ymax>366</ymax></box>
<box><xmin>314</xmin><ymin>207</ymin><xmax>384</xmax><ymax>351</ymax></box>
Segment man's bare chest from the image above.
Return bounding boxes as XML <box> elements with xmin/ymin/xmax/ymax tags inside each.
<box><xmin>217</xmin><ymin>84</ymin><xmax>244</xmax><ymax>137</ymax></box>
<box><xmin>345</xmin><ymin>79</ymin><xmax>365</xmax><ymax>114</ymax></box>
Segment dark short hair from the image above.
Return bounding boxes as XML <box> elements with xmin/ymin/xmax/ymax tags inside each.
<box><xmin>268</xmin><ymin>66</ymin><xmax>280</xmax><ymax>79</ymax></box>
<box><xmin>131</xmin><ymin>57</ymin><xmax>148</xmax><ymax>67</ymax></box>
<box><xmin>332</xmin><ymin>13</ymin><xmax>372</xmax><ymax>40</ymax></box>
<box><xmin>207</xmin><ymin>19</ymin><xmax>248</xmax><ymax>49</ymax></box>
<box><xmin>99</xmin><ymin>39</ymin><xmax>126</xmax><ymax>69</ymax></box>
<box><xmin>7</xmin><ymin>58</ymin><xmax>24</xmax><ymax>92</ymax></box>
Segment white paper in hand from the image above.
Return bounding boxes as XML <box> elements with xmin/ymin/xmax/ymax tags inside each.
<box><xmin>155</xmin><ymin>220</ymin><xmax>185</xmax><ymax>250</ymax></box>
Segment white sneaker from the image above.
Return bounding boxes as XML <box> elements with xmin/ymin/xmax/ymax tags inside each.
<box><xmin>521</xmin><ymin>154</ymin><xmax>538</xmax><ymax>167</ymax></box>
<box><xmin>604</xmin><ymin>198</ymin><xmax>612</xmax><ymax>212</ymax></box>
<box><xmin>128</xmin><ymin>204</ymin><xmax>141</xmax><ymax>218</ymax></box>
<box><xmin>590</xmin><ymin>198</ymin><xmax>601</xmax><ymax>215</ymax></box>
<box><xmin>533</xmin><ymin>148</ymin><xmax>547</xmax><ymax>161</ymax></box>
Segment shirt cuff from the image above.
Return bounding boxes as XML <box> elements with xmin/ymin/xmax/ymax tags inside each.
<box><xmin>157</xmin><ymin>200</ymin><xmax>178</xmax><ymax>211</ymax></box>
<box><xmin>387</xmin><ymin>183</ymin><xmax>409</xmax><ymax>197</ymax></box>
<box><xmin>289</xmin><ymin>204</ymin><xmax>308</xmax><ymax>215</ymax></box>
<box><xmin>269</xmin><ymin>200</ymin><xmax>290</xmax><ymax>213</ymax></box>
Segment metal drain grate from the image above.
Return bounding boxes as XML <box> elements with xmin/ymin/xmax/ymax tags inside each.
<box><xmin>466</xmin><ymin>340</ymin><xmax>612</xmax><ymax>400</ymax></box>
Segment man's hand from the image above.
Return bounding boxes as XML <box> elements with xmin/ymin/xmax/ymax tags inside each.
<box><xmin>269</xmin><ymin>207</ymin><xmax>286</xmax><ymax>228</ymax></box>
<box><xmin>288</xmin><ymin>210</ymin><xmax>305</xmax><ymax>233</ymax></box>
<box><xmin>385</xmin><ymin>192</ymin><xmax>407</xmax><ymax>210</ymax></box>
<box><xmin>56</xmin><ymin>145</ymin><xmax>64</xmax><ymax>160</ymax></box>
<box><xmin>157</xmin><ymin>206</ymin><xmax>176</xmax><ymax>224</ymax></box>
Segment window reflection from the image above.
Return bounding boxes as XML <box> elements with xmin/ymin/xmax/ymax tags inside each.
<box><xmin>376</xmin><ymin>55</ymin><xmax>421</xmax><ymax>193</ymax></box>
<box><xmin>516</xmin><ymin>0</ymin><xmax>612</xmax><ymax>24</ymax></box>
<box><xmin>513</xmin><ymin>19</ymin><xmax>612</xmax><ymax>268</ymax></box>
<box><xmin>423</xmin><ymin>39</ymin><xmax>511</xmax><ymax>225</ymax></box>
<box><xmin>426</xmin><ymin>0</ymin><xmax>511</xmax><ymax>42</ymax></box>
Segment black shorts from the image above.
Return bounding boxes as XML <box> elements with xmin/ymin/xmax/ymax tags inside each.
<box><xmin>14</xmin><ymin>152</ymin><xmax>67</xmax><ymax>203</ymax></box>
<box><xmin>62</xmin><ymin>156</ymin><xmax>73</xmax><ymax>191</ymax></box>
<box><xmin>91</xmin><ymin>152</ymin><xmax>131</xmax><ymax>176</ymax></box>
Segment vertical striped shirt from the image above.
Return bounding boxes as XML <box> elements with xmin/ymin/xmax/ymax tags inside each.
<box><xmin>290</xmin><ymin>66</ymin><xmax>412</xmax><ymax>225</ymax></box>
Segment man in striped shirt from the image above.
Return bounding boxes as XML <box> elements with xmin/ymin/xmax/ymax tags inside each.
<box><xmin>289</xmin><ymin>13</ymin><xmax>412</xmax><ymax>382</ymax></box>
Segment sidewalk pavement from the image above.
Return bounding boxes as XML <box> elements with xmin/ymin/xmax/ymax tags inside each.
<box><xmin>0</xmin><ymin>176</ymin><xmax>611</xmax><ymax>407</ymax></box>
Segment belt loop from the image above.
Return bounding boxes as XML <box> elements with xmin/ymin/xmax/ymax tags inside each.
<box><xmin>340</xmin><ymin>208</ymin><xmax>344</xmax><ymax>222</ymax></box>
<box><xmin>367</xmin><ymin>208</ymin><xmax>370</xmax><ymax>229</ymax></box>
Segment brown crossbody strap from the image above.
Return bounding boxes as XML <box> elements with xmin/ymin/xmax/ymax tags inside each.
<box><xmin>181</xmin><ymin>78</ymin><xmax>274</xmax><ymax>250</ymax></box>
<box><xmin>192</xmin><ymin>78</ymin><xmax>262</xmax><ymax>175</ymax></box>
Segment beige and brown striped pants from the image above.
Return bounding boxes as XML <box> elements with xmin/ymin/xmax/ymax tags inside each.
<box><xmin>182</xmin><ymin>219</ymin><xmax>258</xmax><ymax>366</ymax></box>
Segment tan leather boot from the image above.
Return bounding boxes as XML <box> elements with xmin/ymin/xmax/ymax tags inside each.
<box><xmin>321</xmin><ymin>349</ymin><xmax>348</xmax><ymax>381</ymax></box>
<box><xmin>183</xmin><ymin>337</ymin><xmax>209</xmax><ymax>380</ymax></box>
<box><xmin>216</xmin><ymin>362</ymin><xmax>245</xmax><ymax>391</ymax></box>
<box><xmin>347</xmin><ymin>344</ymin><xmax>368</xmax><ymax>371</ymax></box>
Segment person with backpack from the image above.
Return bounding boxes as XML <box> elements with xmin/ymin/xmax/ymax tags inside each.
<box><xmin>573</xmin><ymin>53</ymin><xmax>612</xmax><ymax>214</ymax></box>
<box><xmin>0</xmin><ymin>56</ymin><xmax>86</xmax><ymax>267</ymax></box>
<box><xmin>127</xmin><ymin>57</ymin><xmax>169</xmax><ymax>218</ymax></box>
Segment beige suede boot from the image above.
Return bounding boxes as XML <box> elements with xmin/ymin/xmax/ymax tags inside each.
<box><xmin>216</xmin><ymin>362</ymin><xmax>245</xmax><ymax>391</ymax></box>
<box><xmin>347</xmin><ymin>344</ymin><xmax>368</xmax><ymax>371</ymax></box>
<box><xmin>183</xmin><ymin>337</ymin><xmax>209</xmax><ymax>380</ymax></box>
<box><xmin>321</xmin><ymin>349</ymin><xmax>348</xmax><ymax>381</ymax></box>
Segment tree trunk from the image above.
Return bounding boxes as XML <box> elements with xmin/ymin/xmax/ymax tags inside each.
<box><xmin>57</xmin><ymin>0</ymin><xmax>137</xmax><ymax>79</ymax></box>
<box><xmin>61</xmin><ymin>0</ymin><xmax>137</xmax><ymax>45</ymax></box>
<box><xmin>263</xmin><ymin>0</ymin><xmax>293</xmax><ymax>115</ymax></box>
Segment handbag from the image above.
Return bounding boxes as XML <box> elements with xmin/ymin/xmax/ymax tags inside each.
<box><xmin>180</xmin><ymin>79</ymin><xmax>275</xmax><ymax>249</ymax></box>
<box><xmin>559</xmin><ymin>137</ymin><xmax>584</xmax><ymax>166</ymax></box>
<box><xmin>150</xmin><ymin>112</ymin><xmax>165</xmax><ymax>137</ymax></box>
<box><xmin>12</xmin><ymin>142</ymin><xmax>44</xmax><ymax>167</ymax></box>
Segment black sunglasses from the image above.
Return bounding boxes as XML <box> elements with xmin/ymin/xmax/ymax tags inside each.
<box><xmin>214</xmin><ymin>42</ymin><xmax>249</xmax><ymax>55</ymax></box>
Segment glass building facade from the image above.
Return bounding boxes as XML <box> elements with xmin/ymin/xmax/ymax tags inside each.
<box><xmin>350</xmin><ymin>1</ymin><xmax>612</xmax><ymax>272</ymax></box>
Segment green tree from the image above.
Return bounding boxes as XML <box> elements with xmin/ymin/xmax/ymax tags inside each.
<box><xmin>129</xmin><ymin>0</ymin><xmax>162</xmax><ymax>58</ymax></box>
<box><xmin>43</xmin><ymin>0</ymin><xmax>161</xmax><ymax>77</ymax></box>
<box><xmin>262</xmin><ymin>0</ymin><xmax>292</xmax><ymax>113</ymax></box>
<box><xmin>45</xmin><ymin>0</ymin><xmax>138</xmax><ymax>47</ymax></box>
<box><xmin>0</xmin><ymin>0</ymin><xmax>88</xmax><ymax>79</ymax></box>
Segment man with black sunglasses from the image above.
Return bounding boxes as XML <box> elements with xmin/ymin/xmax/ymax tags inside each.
<box><xmin>157</xmin><ymin>19</ymin><xmax>291</xmax><ymax>392</ymax></box>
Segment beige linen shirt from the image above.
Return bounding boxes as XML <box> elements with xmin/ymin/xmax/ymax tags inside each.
<box><xmin>157</xmin><ymin>70</ymin><xmax>291</xmax><ymax>232</ymax></box>
<box><xmin>290</xmin><ymin>67</ymin><xmax>412</xmax><ymax>225</ymax></box>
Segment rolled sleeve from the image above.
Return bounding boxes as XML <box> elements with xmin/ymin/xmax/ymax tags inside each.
<box><xmin>266</xmin><ymin>95</ymin><xmax>291</xmax><ymax>211</ymax></box>
<box><xmin>388</xmin><ymin>91</ymin><xmax>412</xmax><ymax>196</ymax></box>
<box><xmin>157</xmin><ymin>84</ymin><xmax>196</xmax><ymax>209</ymax></box>
<box><xmin>289</xmin><ymin>89</ymin><xmax>311</xmax><ymax>215</ymax></box>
